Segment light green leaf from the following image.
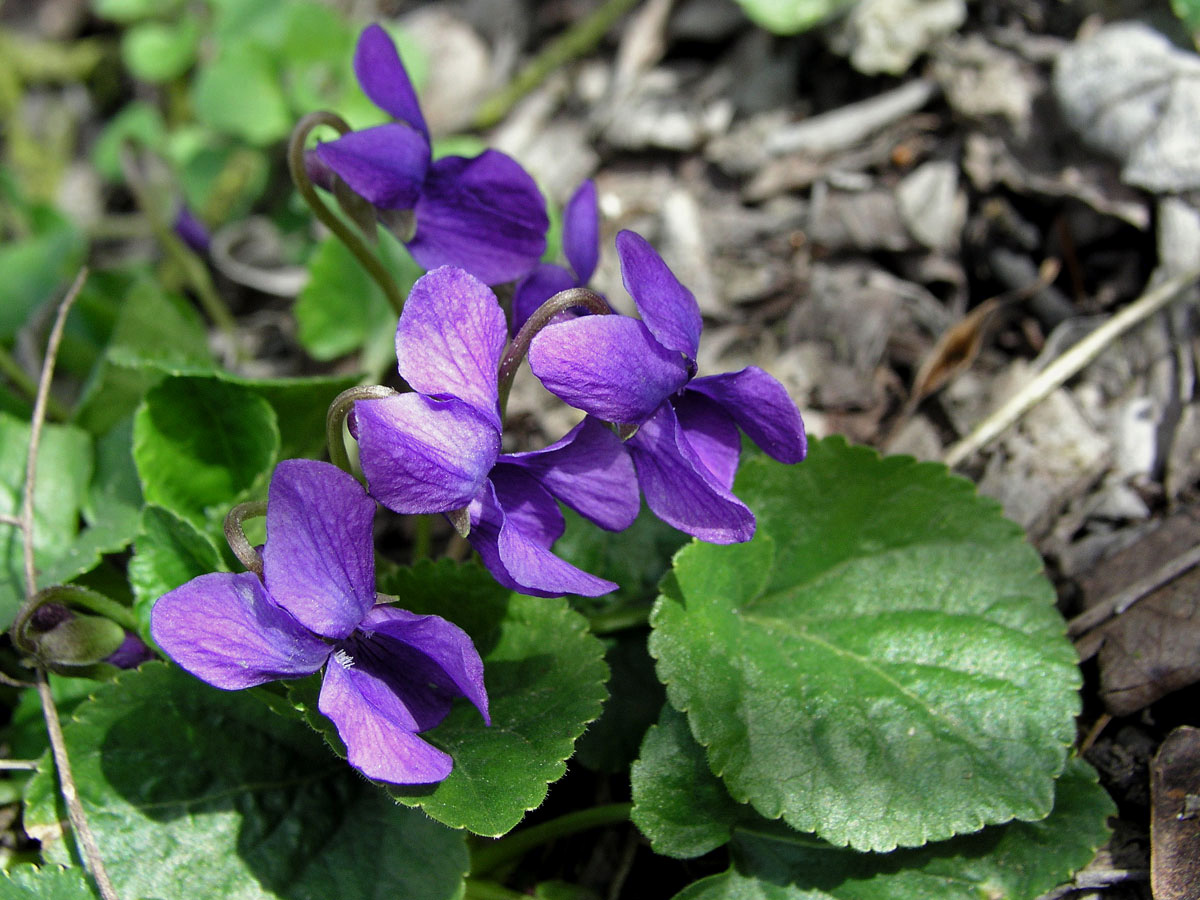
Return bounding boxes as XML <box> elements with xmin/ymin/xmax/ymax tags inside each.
<box><xmin>0</xmin><ymin>865</ymin><xmax>97</xmax><ymax>900</ymax></box>
<box><xmin>23</xmin><ymin>663</ymin><xmax>468</xmax><ymax>900</ymax></box>
<box><xmin>132</xmin><ymin>376</ymin><xmax>279</xmax><ymax>533</ymax></box>
<box><xmin>673</xmin><ymin>759</ymin><xmax>1114</xmax><ymax>900</ymax></box>
<box><xmin>0</xmin><ymin>414</ymin><xmax>92</xmax><ymax>629</ymax></box>
<box><xmin>128</xmin><ymin>504</ymin><xmax>225</xmax><ymax>640</ymax></box>
<box><xmin>121</xmin><ymin>15</ymin><xmax>199</xmax><ymax>82</ymax></box>
<box><xmin>364</xmin><ymin>561</ymin><xmax>608</xmax><ymax>835</ymax></box>
<box><xmin>632</xmin><ymin>704</ymin><xmax>745</xmax><ymax>858</ymax></box>
<box><xmin>192</xmin><ymin>42</ymin><xmax>291</xmax><ymax>145</ymax></box>
<box><xmin>91</xmin><ymin>102</ymin><xmax>167</xmax><ymax>182</ymax></box>
<box><xmin>651</xmin><ymin>438</ymin><xmax>1081</xmax><ymax>851</ymax></box>
<box><xmin>733</xmin><ymin>0</ymin><xmax>856</xmax><ymax>34</ymax></box>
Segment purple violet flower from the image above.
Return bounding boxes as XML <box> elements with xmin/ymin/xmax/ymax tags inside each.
<box><xmin>527</xmin><ymin>230</ymin><xmax>807</xmax><ymax>544</ymax></box>
<box><xmin>511</xmin><ymin>180</ymin><xmax>601</xmax><ymax>334</ymax></box>
<box><xmin>309</xmin><ymin>24</ymin><xmax>549</xmax><ymax>285</ymax></box>
<box><xmin>353</xmin><ymin>266</ymin><xmax>639</xmax><ymax>597</ymax></box>
<box><xmin>150</xmin><ymin>458</ymin><xmax>489</xmax><ymax>785</ymax></box>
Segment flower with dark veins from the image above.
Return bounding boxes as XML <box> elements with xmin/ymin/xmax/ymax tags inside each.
<box><xmin>353</xmin><ymin>265</ymin><xmax>639</xmax><ymax>597</ymax></box>
<box><xmin>511</xmin><ymin>180</ymin><xmax>601</xmax><ymax>333</ymax></box>
<box><xmin>308</xmin><ymin>24</ymin><xmax>548</xmax><ymax>285</ymax></box>
<box><xmin>151</xmin><ymin>458</ymin><xmax>488</xmax><ymax>785</ymax></box>
<box><xmin>527</xmin><ymin>230</ymin><xmax>807</xmax><ymax>543</ymax></box>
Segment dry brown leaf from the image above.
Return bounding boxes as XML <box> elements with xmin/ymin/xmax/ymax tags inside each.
<box><xmin>1151</xmin><ymin>726</ymin><xmax>1200</xmax><ymax>900</ymax></box>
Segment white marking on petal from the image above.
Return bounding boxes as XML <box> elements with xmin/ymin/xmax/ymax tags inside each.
<box><xmin>333</xmin><ymin>648</ymin><xmax>355</xmax><ymax>668</ymax></box>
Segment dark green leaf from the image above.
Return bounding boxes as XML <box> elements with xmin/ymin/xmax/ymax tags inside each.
<box><xmin>0</xmin><ymin>211</ymin><xmax>85</xmax><ymax>341</ymax></box>
<box><xmin>574</xmin><ymin>631</ymin><xmax>665</xmax><ymax>773</ymax></box>
<box><xmin>132</xmin><ymin>376</ymin><xmax>279</xmax><ymax>532</ymax></box>
<box><xmin>23</xmin><ymin>663</ymin><xmax>468</xmax><ymax>900</ymax></box>
<box><xmin>370</xmin><ymin>561</ymin><xmax>608</xmax><ymax>835</ymax></box>
<box><xmin>673</xmin><ymin>759</ymin><xmax>1114</xmax><ymax>900</ymax></box>
<box><xmin>651</xmin><ymin>438</ymin><xmax>1081</xmax><ymax>850</ymax></box>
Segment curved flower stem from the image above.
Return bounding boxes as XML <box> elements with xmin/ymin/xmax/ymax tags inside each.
<box><xmin>224</xmin><ymin>501</ymin><xmax>268</xmax><ymax>577</ymax></box>
<box><xmin>411</xmin><ymin>516</ymin><xmax>433</xmax><ymax>563</ymax></box>
<box><xmin>496</xmin><ymin>287</ymin><xmax>610</xmax><ymax>418</ymax></box>
<box><xmin>469</xmin><ymin>802</ymin><xmax>633</xmax><ymax>876</ymax></box>
<box><xmin>288</xmin><ymin>112</ymin><xmax>406</xmax><ymax>316</ymax></box>
<box><xmin>325</xmin><ymin>385</ymin><xmax>400</xmax><ymax>476</ymax></box>
<box><xmin>472</xmin><ymin>0</ymin><xmax>641</xmax><ymax>128</ymax></box>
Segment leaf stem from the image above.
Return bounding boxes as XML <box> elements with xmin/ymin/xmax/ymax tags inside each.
<box><xmin>497</xmin><ymin>287</ymin><xmax>610</xmax><ymax>417</ymax></box>
<box><xmin>288</xmin><ymin>112</ymin><xmax>406</xmax><ymax>316</ymax></box>
<box><xmin>472</xmin><ymin>0</ymin><xmax>641</xmax><ymax>128</ymax></box>
<box><xmin>470</xmin><ymin>802</ymin><xmax>633</xmax><ymax>876</ymax></box>
<box><xmin>224</xmin><ymin>501</ymin><xmax>268</xmax><ymax>577</ymax></box>
<box><xmin>412</xmin><ymin>515</ymin><xmax>433</xmax><ymax>563</ymax></box>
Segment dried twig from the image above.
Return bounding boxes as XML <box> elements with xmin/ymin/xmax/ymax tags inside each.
<box><xmin>943</xmin><ymin>267</ymin><xmax>1200</xmax><ymax>468</ymax></box>
<box><xmin>1067</xmin><ymin>542</ymin><xmax>1200</xmax><ymax>639</ymax></box>
<box><xmin>16</xmin><ymin>269</ymin><xmax>121</xmax><ymax>900</ymax></box>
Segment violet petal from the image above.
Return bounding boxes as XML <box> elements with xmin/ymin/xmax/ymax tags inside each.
<box><xmin>261</xmin><ymin>460</ymin><xmax>378</xmax><ymax>640</ymax></box>
<box><xmin>353</xmin><ymin>24</ymin><xmax>429</xmax><ymax>138</ymax></box>
<box><xmin>409</xmin><ymin>151</ymin><xmax>549</xmax><ymax>285</ymax></box>
<box><xmin>688</xmin><ymin>368</ymin><xmax>807</xmax><ymax>463</ymax></box>
<box><xmin>629</xmin><ymin>404</ymin><xmax>756</xmax><ymax>544</ymax></box>
<box><xmin>396</xmin><ymin>266</ymin><xmax>507</xmax><ymax>426</ymax></box>
<box><xmin>616</xmin><ymin>230</ymin><xmax>702</xmax><ymax>361</ymax></box>
<box><xmin>528</xmin><ymin>315</ymin><xmax>689</xmax><ymax>425</ymax></box>
<box><xmin>511</xmin><ymin>263</ymin><xmax>577</xmax><ymax>335</ymax></box>
<box><xmin>319</xmin><ymin>657</ymin><xmax>453</xmax><ymax>784</ymax></box>
<box><xmin>356</xmin><ymin>393</ymin><xmax>499</xmax><ymax>514</ymax></box>
<box><xmin>562</xmin><ymin>180</ymin><xmax>599</xmax><ymax>283</ymax></box>
<box><xmin>151</xmin><ymin>572</ymin><xmax>329</xmax><ymax>690</ymax></box>
<box><xmin>503</xmin><ymin>417</ymin><xmax>639</xmax><ymax>531</ymax></box>
<box><xmin>468</xmin><ymin>479</ymin><xmax>618</xmax><ymax>598</ymax></box>
<box><xmin>313</xmin><ymin>124</ymin><xmax>430</xmax><ymax>210</ymax></box>
<box><xmin>359</xmin><ymin>605</ymin><xmax>489</xmax><ymax>726</ymax></box>
<box><xmin>672</xmin><ymin>392</ymin><xmax>741</xmax><ymax>492</ymax></box>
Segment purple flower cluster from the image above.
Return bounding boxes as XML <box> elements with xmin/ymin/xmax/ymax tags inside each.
<box><xmin>152</xmin><ymin>460</ymin><xmax>488</xmax><ymax>785</ymax></box>
<box><xmin>151</xmin><ymin>22</ymin><xmax>807</xmax><ymax>789</ymax></box>
<box><xmin>308</xmin><ymin>25</ymin><xmax>548</xmax><ymax>286</ymax></box>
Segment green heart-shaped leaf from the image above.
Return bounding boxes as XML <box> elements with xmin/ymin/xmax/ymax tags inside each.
<box><xmin>651</xmin><ymin>438</ymin><xmax>1080</xmax><ymax>850</ymax></box>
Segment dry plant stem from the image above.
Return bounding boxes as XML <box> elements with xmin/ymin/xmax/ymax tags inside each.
<box><xmin>0</xmin><ymin>759</ymin><xmax>40</xmax><ymax>771</ymax></box>
<box><xmin>17</xmin><ymin>270</ymin><xmax>120</xmax><ymax>900</ymax></box>
<box><xmin>225</xmin><ymin>501</ymin><xmax>268</xmax><ymax>577</ymax></box>
<box><xmin>325</xmin><ymin>385</ymin><xmax>400</xmax><ymax>475</ymax></box>
<box><xmin>118</xmin><ymin>146</ymin><xmax>236</xmax><ymax>337</ymax></box>
<box><xmin>472</xmin><ymin>0</ymin><xmax>641</xmax><ymax>128</ymax></box>
<box><xmin>497</xmin><ymin>287</ymin><xmax>611</xmax><ymax>416</ymax></box>
<box><xmin>21</xmin><ymin>269</ymin><xmax>86</xmax><ymax>597</ymax></box>
<box><xmin>943</xmin><ymin>267</ymin><xmax>1200</xmax><ymax>468</ymax></box>
<box><xmin>1067</xmin><ymin>542</ymin><xmax>1200</xmax><ymax>639</ymax></box>
<box><xmin>288</xmin><ymin>112</ymin><xmax>406</xmax><ymax>316</ymax></box>
<box><xmin>38</xmin><ymin>669</ymin><xmax>119</xmax><ymax>900</ymax></box>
